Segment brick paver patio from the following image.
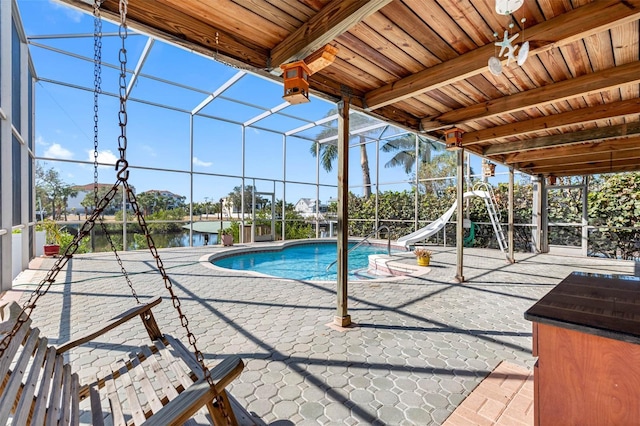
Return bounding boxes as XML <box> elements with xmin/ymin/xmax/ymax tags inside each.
<box><xmin>5</xmin><ymin>243</ymin><xmax>637</xmax><ymax>425</ymax></box>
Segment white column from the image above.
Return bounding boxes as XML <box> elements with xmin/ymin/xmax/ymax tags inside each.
<box><xmin>1</xmin><ymin>1</ymin><xmax>13</xmax><ymax>291</ymax></box>
<box><xmin>20</xmin><ymin>41</ymin><xmax>29</xmax><ymax>270</ymax></box>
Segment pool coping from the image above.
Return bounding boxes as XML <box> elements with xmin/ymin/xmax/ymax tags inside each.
<box><xmin>198</xmin><ymin>238</ymin><xmax>433</xmax><ymax>283</ymax></box>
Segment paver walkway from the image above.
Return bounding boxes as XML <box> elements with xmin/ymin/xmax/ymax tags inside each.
<box><xmin>5</xmin><ymin>243</ymin><xmax>637</xmax><ymax>425</ymax></box>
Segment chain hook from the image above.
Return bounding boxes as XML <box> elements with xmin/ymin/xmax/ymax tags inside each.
<box><xmin>115</xmin><ymin>158</ymin><xmax>129</xmax><ymax>181</ymax></box>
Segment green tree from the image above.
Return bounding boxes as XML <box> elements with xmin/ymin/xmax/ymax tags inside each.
<box><xmin>310</xmin><ymin>110</ymin><xmax>376</xmax><ymax>198</ymax></box>
<box><xmin>35</xmin><ymin>163</ymin><xmax>77</xmax><ymax>220</ymax></box>
<box><xmin>227</xmin><ymin>185</ymin><xmax>266</xmax><ymax>217</ymax></box>
<box><xmin>80</xmin><ymin>185</ymin><xmax>124</xmax><ymax>217</ymax></box>
<box><xmin>588</xmin><ymin>172</ymin><xmax>640</xmax><ymax>259</ymax></box>
<box><xmin>417</xmin><ymin>151</ymin><xmax>458</xmax><ymax>194</ymax></box>
<box><xmin>381</xmin><ymin>134</ymin><xmax>442</xmax><ymax>174</ymax></box>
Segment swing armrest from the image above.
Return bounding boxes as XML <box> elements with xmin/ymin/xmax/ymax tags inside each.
<box><xmin>142</xmin><ymin>355</ymin><xmax>245</xmax><ymax>426</ymax></box>
<box><xmin>56</xmin><ymin>296</ymin><xmax>163</xmax><ymax>354</ymax></box>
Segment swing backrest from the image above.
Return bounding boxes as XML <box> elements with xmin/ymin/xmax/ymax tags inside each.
<box><xmin>0</xmin><ymin>299</ymin><xmax>251</xmax><ymax>425</ymax></box>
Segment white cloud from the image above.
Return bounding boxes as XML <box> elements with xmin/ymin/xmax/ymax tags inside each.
<box><xmin>87</xmin><ymin>149</ymin><xmax>118</xmax><ymax>167</ymax></box>
<box><xmin>44</xmin><ymin>143</ymin><xmax>74</xmax><ymax>160</ymax></box>
<box><xmin>141</xmin><ymin>145</ymin><xmax>157</xmax><ymax>157</ymax></box>
<box><xmin>49</xmin><ymin>1</ymin><xmax>83</xmax><ymax>23</ymax></box>
<box><xmin>193</xmin><ymin>156</ymin><xmax>212</xmax><ymax>167</ymax></box>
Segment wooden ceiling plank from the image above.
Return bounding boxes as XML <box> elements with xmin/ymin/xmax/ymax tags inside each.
<box><xmin>486</xmin><ymin>122</ymin><xmax>640</xmax><ymax>156</ymax></box>
<box><xmin>58</xmin><ymin>0</ymin><xmax>270</xmax><ymax>69</ymax></box>
<box><xmin>403</xmin><ymin>0</ymin><xmax>478</xmax><ymax>53</ymax></box>
<box><xmin>504</xmin><ymin>136</ymin><xmax>640</xmax><ymax>164</ymax></box>
<box><xmin>269</xmin><ymin>0</ymin><xmax>393</xmax><ymax>72</ymax></box>
<box><xmin>230</xmin><ymin>0</ymin><xmax>306</xmax><ymax>32</ymax></box>
<box><xmin>330</xmin><ymin>42</ymin><xmax>397</xmax><ymax>86</ymax></box>
<box><xmin>523</xmin><ymin>156</ymin><xmax>640</xmax><ymax>175</ymax></box>
<box><xmin>516</xmin><ymin>147</ymin><xmax>640</xmax><ymax>170</ymax></box>
<box><xmin>345</xmin><ymin>25</ymin><xmax>425</xmax><ymax>75</ymax></box>
<box><xmin>336</xmin><ymin>32</ymin><xmax>408</xmax><ymax>78</ymax></box>
<box><xmin>364</xmin><ymin>0</ymin><xmax>640</xmax><ymax>110</ymax></box>
<box><xmin>380</xmin><ymin>1</ymin><xmax>458</xmax><ymax>61</ymax></box>
<box><xmin>361</xmin><ymin>12</ymin><xmax>441</xmax><ymax>68</ymax></box>
<box><xmin>421</xmin><ymin>61</ymin><xmax>640</xmax><ymax>129</ymax></box>
<box><xmin>464</xmin><ymin>98</ymin><xmax>640</xmax><ymax>145</ymax></box>
<box><xmin>159</xmin><ymin>0</ymin><xmax>287</xmax><ymax>46</ymax></box>
<box><xmin>433</xmin><ymin>0</ymin><xmax>493</xmax><ymax>47</ymax></box>
<box><xmin>263</xmin><ymin>0</ymin><xmax>317</xmax><ymax>22</ymax></box>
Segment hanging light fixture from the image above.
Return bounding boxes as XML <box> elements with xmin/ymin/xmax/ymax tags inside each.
<box><xmin>281</xmin><ymin>61</ymin><xmax>311</xmax><ymax>104</ymax></box>
<box><xmin>445</xmin><ymin>128</ymin><xmax>463</xmax><ymax>150</ymax></box>
<box><xmin>495</xmin><ymin>0</ymin><xmax>524</xmax><ymax>15</ymax></box>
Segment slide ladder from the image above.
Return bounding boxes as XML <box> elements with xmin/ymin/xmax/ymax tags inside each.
<box><xmin>474</xmin><ymin>182</ymin><xmax>508</xmax><ymax>254</ymax></box>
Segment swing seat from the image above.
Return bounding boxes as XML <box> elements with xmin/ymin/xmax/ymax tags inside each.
<box><xmin>0</xmin><ymin>297</ymin><xmax>256</xmax><ymax>425</ymax></box>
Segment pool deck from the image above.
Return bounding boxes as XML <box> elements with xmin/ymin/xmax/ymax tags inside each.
<box><xmin>4</xmin><ymin>243</ymin><xmax>638</xmax><ymax>425</ymax></box>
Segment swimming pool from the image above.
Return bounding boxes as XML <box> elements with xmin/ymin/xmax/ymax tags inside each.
<box><xmin>212</xmin><ymin>242</ymin><xmax>397</xmax><ymax>281</ymax></box>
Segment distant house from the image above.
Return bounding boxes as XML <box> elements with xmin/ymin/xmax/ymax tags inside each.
<box><xmin>66</xmin><ymin>183</ymin><xmax>119</xmax><ymax>214</ymax></box>
<box><xmin>294</xmin><ymin>198</ymin><xmax>328</xmax><ymax>218</ymax></box>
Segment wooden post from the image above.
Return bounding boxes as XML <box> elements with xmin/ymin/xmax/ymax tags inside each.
<box><xmin>455</xmin><ymin>148</ymin><xmax>465</xmax><ymax>282</ymax></box>
<box><xmin>582</xmin><ymin>175</ymin><xmax>589</xmax><ymax>257</ymax></box>
<box><xmin>508</xmin><ymin>167</ymin><xmax>515</xmax><ymax>263</ymax></box>
<box><xmin>335</xmin><ymin>99</ymin><xmax>351</xmax><ymax>327</ymax></box>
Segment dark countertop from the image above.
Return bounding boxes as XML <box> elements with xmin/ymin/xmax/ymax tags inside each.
<box><xmin>525</xmin><ymin>271</ymin><xmax>640</xmax><ymax>345</ymax></box>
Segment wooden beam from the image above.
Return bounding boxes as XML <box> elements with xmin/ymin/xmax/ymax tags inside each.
<box><xmin>503</xmin><ymin>135</ymin><xmax>640</xmax><ymax>164</ymax></box>
<box><xmin>421</xmin><ymin>61</ymin><xmax>640</xmax><ymax>130</ymax></box>
<box><xmin>304</xmin><ymin>45</ymin><xmax>339</xmax><ymax>75</ymax></box>
<box><xmin>365</xmin><ymin>0</ymin><xmax>640</xmax><ymax>110</ymax></box>
<box><xmin>484</xmin><ymin>122</ymin><xmax>640</xmax><ymax>156</ymax></box>
<box><xmin>521</xmin><ymin>157</ymin><xmax>640</xmax><ymax>176</ymax></box>
<box><xmin>269</xmin><ymin>0</ymin><xmax>393</xmax><ymax>74</ymax></box>
<box><xmin>463</xmin><ymin>98</ymin><xmax>640</xmax><ymax>145</ymax></box>
<box><xmin>515</xmin><ymin>146</ymin><xmax>640</xmax><ymax>170</ymax></box>
<box><xmin>58</xmin><ymin>0</ymin><xmax>270</xmax><ymax>70</ymax></box>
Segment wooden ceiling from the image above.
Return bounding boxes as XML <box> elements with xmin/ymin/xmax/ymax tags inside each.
<box><xmin>59</xmin><ymin>0</ymin><xmax>640</xmax><ymax>177</ymax></box>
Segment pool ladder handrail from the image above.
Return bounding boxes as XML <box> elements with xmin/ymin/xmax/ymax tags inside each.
<box><xmin>326</xmin><ymin>225</ymin><xmax>391</xmax><ymax>271</ymax></box>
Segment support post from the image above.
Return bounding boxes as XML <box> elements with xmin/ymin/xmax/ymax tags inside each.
<box><xmin>455</xmin><ymin>148</ymin><xmax>465</xmax><ymax>282</ymax></box>
<box><xmin>532</xmin><ymin>175</ymin><xmax>547</xmax><ymax>253</ymax></box>
<box><xmin>582</xmin><ymin>175</ymin><xmax>589</xmax><ymax>256</ymax></box>
<box><xmin>1</xmin><ymin>0</ymin><xmax>13</xmax><ymax>291</ymax></box>
<box><xmin>508</xmin><ymin>167</ymin><xmax>515</xmax><ymax>263</ymax></box>
<box><xmin>335</xmin><ymin>98</ymin><xmax>351</xmax><ymax>327</ymax></box>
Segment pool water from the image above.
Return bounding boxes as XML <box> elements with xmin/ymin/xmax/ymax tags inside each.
<box><xmin>213</xmin><ymin>242</ymin><xmax>394</xmax><ymax>281</ymax></box>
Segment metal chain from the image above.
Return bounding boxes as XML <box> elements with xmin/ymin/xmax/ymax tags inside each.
<box><xmin>93</xmin><ymin>0</ymin><xmax>140</xmax><ymax>304</ymax></box>
<box><xmin>93</xmin><ymin>0</ymin><xmax>102</xmax><ymax>202</ymax></box>
<box><xmin>115</xmin><ymin>0</ymin><xmax>221</xmax><ymax>409</ymax></box>
<box><xmin>0</xmin><ymin>180</ymin><xmax>122</xmax><ymax>356</ymax></box>
<box><xmin>2</xmin><ymin>5</ymin><xmax>224</xmax><ymax>420</ymax></box>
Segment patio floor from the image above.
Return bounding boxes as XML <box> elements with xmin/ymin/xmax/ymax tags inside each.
<box><xmin>5</xmin><ymin>243</ymin><xmax>637</xmax><ymax>425</ymax></box>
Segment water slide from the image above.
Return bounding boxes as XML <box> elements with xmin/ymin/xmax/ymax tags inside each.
<box><xmin>397</xmin><ymin>190</ymin><xmax>490</xmax><ymax>248</ymax></box>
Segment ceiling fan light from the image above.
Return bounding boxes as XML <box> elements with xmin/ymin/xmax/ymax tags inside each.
<box><xmin>495</xmin><ymin>0</ymin><xmax>524</xmax><ymax>15</ymax></box>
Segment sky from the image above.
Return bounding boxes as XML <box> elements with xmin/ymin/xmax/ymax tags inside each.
<box><xmin>17</xmin><ymin>0</ymin><xmax>512</xmax><ymax>206</ymax></box>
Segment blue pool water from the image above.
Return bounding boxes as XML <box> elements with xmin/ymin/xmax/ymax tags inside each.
<box><xmin>213</xmin><ymin>242</ymin><xmax>394</xmax><ymax>281</ymax></box>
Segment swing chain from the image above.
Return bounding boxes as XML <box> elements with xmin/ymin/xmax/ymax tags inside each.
<box><xmin>0</xmin><ymin>181</ymin><xmax>122</xmax><ymax>356</ymax></box>
<box><xmin>93</xmin><ymin>0</ymin><xmax>102</xmax><ymax>201</ymax></box>
<box><xmin>93</xmin><ymin>0</ymin><xmax>140</xmax><ymax>304</ymax></box>
<box><xmin>116</xmin><ymin>0</ymin><xmax>128</xmax><ymax>179</ymax></box>
<box><xmin>113</xmin><ymin>0</ymin><xmax>219</xmax><ymax>401</ymax></box>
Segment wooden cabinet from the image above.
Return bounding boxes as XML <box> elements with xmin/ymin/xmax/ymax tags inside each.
<box><xmin>525</xmin><ymin>272</ymin><xmax>640</xmax><ymax>426</ymax></box>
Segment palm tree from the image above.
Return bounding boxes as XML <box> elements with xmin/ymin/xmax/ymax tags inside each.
<box><xmin>310</xmin><ymin>109</ymin><xmax>375</xmax><ymax>198</ymax></box>
<box><xmin>380</xmin><ymin>134</ymin><xmax>442</xmax><ymax>174</ymax></box>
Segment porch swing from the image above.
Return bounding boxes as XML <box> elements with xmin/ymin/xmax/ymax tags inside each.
<box><xmin>0</xmin><ymin>1</ymin><xmax>252</xmax><ymax>424</ymax></box>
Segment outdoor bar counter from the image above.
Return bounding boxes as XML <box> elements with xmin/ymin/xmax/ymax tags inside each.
<box><xmin>525</xmin><ymin>271</ymin><xmax>640</xmax><ymax>425</ymax></box>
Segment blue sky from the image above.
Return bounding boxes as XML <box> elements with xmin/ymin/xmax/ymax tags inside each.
<box><xmin>18</xmin><ymin>0</ymin><xmax>508</xmax><ymax>205</ymax></box>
